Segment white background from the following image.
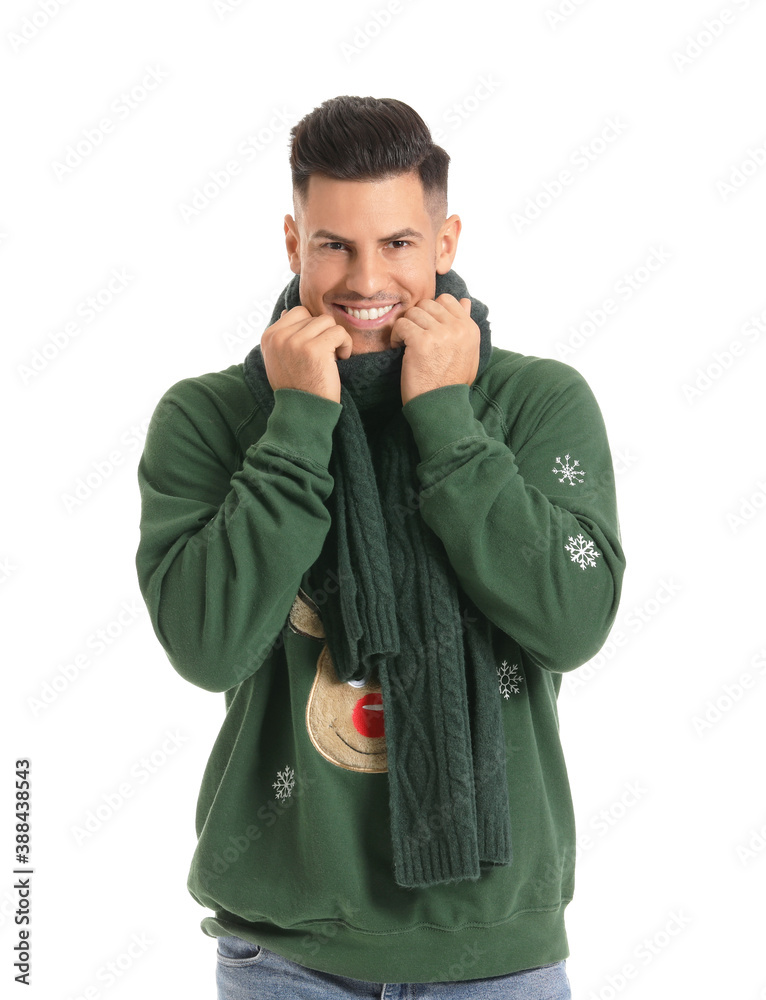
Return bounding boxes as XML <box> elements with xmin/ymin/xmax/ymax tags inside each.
<box><xmin>3</xmin><ymin>1</ymin><xmax>765</xmax><ymax>997</ymax></box>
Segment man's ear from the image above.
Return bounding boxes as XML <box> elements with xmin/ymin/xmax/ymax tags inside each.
<box><xmin>435</xmin><ymin>214</ymin><xmax>461</xmax><ymax>275</ymax></box>
<box><xmin>284</xmin><ymin>214</ymin><xmax>302</xmax><ymax>275</ymax></box>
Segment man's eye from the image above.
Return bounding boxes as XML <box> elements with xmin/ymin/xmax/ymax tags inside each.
<box><xmin>389</xmin><ymin>240</ymin><xmax>410</xmax><ymax>249</ymax></box>
<box><xmin>324</xmin><ymin>242</ymin><xmax>346</xmax><ymax>251</ymax></box>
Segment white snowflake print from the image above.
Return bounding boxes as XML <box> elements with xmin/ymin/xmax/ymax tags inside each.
<box><xmin>272</xmin><ymin>764</ymin><xmax>296</xmax><ymax>801</ymax></box>
<box><xmin>565</xmin><ymin>533</ymin><xmax>601</xmax><ymax>570</ymax></box>
<box><xmin>497</xmin><ymin>660</ymin><xmax>523</xmax><ymax>699</ymax></box>
<box><xmin>552</xmin><ymin>454</ymin><xmax>585</xmax><ymax>486</ymax></box>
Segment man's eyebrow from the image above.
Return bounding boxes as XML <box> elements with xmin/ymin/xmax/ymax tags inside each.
<box><xmin>309</xmin><ymin>228</ymin><xmax>425</xmax><ymax>243</ymax></box>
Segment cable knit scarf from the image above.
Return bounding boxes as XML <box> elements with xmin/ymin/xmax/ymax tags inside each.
<box><xmin>242</xmin><ymin>269</ymin><xmax>512</xmax><ymax>888</ymax></box>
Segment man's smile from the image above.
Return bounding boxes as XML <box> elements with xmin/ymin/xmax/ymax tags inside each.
<box><xmin>332</xmin><ymin>301</ymin><xmax>403</xmax><ymax>329</ymax></box>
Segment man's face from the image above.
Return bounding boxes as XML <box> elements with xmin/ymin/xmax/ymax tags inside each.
<box><xmin>284</xmin><ymin>171</ymin><xmax>461</xmax><ymax>354</ymax></box>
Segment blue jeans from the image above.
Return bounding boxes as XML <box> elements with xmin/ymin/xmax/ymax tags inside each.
<box><xmin>216</xmin><ymin>934</ymin><xmax>572</xmax><ymax>999</ymax></box>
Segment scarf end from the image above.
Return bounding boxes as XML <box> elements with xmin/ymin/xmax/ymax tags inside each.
<box><xmin>391</xmin><ymin>812</ymin><xmax>513</xmax><ymax>889</ymax></box>
<box><xmin>477</xmin><ymin>808</ymin><xmax>513</xmax><ymax>868</ymax></box>
<box><xmin>393</xmin><ymin>835</ymin><xmax>481</xmax><ymax>890</ymax></box>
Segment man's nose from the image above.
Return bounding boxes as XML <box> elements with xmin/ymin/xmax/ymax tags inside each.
<box><xmin>344</xmin><ymin>248</ymin><xmax>388</xmax><ymax>298</ymax></box>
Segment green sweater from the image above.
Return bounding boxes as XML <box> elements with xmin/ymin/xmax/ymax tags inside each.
<box><xmin>134</xmin><ymin>346</ymin><xmax>625</xmax><ymax>983</ymax></box>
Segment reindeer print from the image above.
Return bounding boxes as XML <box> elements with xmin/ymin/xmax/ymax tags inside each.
<box><xmin>288</xmin><ymin>588</ymin><xmax>388</xmax><ymax>774</ymax></box>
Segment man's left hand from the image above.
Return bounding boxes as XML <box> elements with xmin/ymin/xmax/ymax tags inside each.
<box><xmin>389</xmin><ymin>294</ymin><xmax>480</xmax><ymax>406</ymax></box>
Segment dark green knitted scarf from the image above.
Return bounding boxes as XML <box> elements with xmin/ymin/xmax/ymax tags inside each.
<box><xmin>242</xmin><ymin>269</ymin><xmax>512</xmax><ymax>888</ymax></box>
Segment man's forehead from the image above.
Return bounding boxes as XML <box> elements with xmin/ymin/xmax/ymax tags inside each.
<box><xmin>295</xmin><ymin>172</ymin><xmax>438</xmax><ymax>237</ymax></box>
<box><xmin>303</xmin><ymin>169</ymin><xmax>422</xmax><ymax>194</ymax></box>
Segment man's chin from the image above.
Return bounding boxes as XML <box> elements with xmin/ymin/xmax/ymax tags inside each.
<box><xmin>348</xmin><ymin>335</ymin><xmax>396</xmax><ymax>356</ymax></box>
<box><xmin>338</xmin><ymin>320</ymin><xmax>399</xmax><ymax>355</ymax></box>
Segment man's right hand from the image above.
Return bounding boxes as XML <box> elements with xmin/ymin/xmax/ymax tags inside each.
<box><xmin>260</xmin><ymin>306</ymin><xmax>353</xmax><ymax>405</ymax></box>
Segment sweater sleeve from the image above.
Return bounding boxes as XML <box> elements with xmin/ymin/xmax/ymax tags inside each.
<box><xmin>401</xmin><ymin>361</ymin><xmax>626</xmax><ymax>673</ymax></box>
<box><xmin>135</xmin><ymin>380</ymin><xmax>343</xmax><ymax>692</ymax></box>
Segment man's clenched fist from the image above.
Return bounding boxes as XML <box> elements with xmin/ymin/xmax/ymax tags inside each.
<box><xmin>389</xmin><ymin>294</ymin><xmax>480</xmax><ymax>406</ymax></box>
<box><xmin>260</xmin><ymin>306</ymin><xmax>354</xmax><ymax>405</ymax></box>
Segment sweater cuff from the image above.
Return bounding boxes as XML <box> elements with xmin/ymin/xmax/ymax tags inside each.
<box><xmin>401</xmin><ymin>383</ymin><xmax>486</xmax><ymax>462</ymax></box>
<box><xmin>254</xmin><ymin>388</ymin><xmax>343</xmax><ymax>469</ymax></box>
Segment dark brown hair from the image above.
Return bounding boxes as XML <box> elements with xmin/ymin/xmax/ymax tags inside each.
<box><xmin>289</xmin><ymin>96</ymin><xmax>449</xmax><ymax>220</ymax></box>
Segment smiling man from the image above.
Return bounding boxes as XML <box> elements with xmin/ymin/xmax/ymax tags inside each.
<box><xmin>135</xmin><ymin>95</ymin><xmax>626</xmax><ymax>999</ymax></box>
<box><xmin>271</xmin><ymin>165</ymin><xmax>478</xmax><ymax>403</ymax></box>
<box><xmin>286</xmin><ymin>170</ymin><xmax>457</xmax><ymax>354</ymax></box>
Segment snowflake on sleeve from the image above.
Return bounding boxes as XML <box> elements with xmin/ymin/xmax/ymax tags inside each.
<box><xmin>497</xmin><ymin>660</ymin><xmax>523</xmax><ymax>699</ymax></box>
<box><xmin>565</xmin><ymin>533</ymin><xmax>601</xmax><ymax>570</ymax></box>
<box><xmin>272</xmin><ymin>764</ymin><xmax>295</xmax><ymax>801</ymax></box>
<box><xmin>553</xmin><ymin>454</ymin><xmax>585</xmax><ymax>486</ymax></box>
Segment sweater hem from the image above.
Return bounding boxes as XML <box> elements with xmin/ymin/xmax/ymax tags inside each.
<box><xmin>199</xmin><ymin>899</ymin><xmax>572</xmax><ymax>983</ymax></box>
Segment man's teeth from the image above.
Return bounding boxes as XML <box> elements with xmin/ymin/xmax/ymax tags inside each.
<box><xmin>340</xmin><ymin>304</ymin><xmax>396</xmax><ymax>320</ymax></box>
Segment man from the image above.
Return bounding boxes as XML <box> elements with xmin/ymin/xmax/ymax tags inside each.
<box><xmin>135</xmin><ymin>95</ymin><xmax>625</xmax><ymax>998</ymax></box>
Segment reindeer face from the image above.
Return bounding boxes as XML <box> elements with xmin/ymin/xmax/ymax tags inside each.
<box><xmin>288</xmin><ymin>589</ymin><xmax>388</xmax><ymax>774</ymax></box>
